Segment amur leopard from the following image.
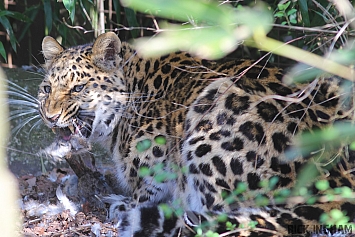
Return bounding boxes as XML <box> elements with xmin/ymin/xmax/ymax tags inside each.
<box><xmin>38</xmin><ymin>32</ymin><xmax>355</xmax><ymax>236</ymax></box>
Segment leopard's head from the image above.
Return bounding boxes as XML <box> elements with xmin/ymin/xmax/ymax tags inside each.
<box><xmin>38</xmin><ymin>32</ymin><xmax>126</xmax><ymax>153</ymax></box>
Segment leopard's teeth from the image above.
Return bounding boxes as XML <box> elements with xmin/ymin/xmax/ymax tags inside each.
<box><xmin>68</xmin><ymin>125</ymin><xmax>75</xmax><ymax>134</ymax></box>
<box><xmin>52</xmin><ymin>128</ymin><xmax>56</xmax><ymax>134</ymax></box>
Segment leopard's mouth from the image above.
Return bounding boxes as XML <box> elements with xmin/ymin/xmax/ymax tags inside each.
<box><xmin>52</xmin><ymin>113</ymin><xmax>95</xmax><ymax>142</ymax></box>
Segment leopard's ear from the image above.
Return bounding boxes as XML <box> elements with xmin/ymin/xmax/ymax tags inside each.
<box><xmin>42</xmin><ymin>36</ymin><xmax>64</xmax><ymax>68</ymax></box>
<box><xmin>92</xmin><ymin>32</ymin><xmax>122</xmax><ymax>72</ymax></box>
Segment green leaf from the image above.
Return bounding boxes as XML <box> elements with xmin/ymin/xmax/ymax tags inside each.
<box><xmin>299</xmin><ymin>0</ymin><xmax>310</xmax><ymax>26</ymax></box>
<box><xmin>124</xmin><ymin>7</ymin><xmax>139</xmax><ymax>38</ymax></box>
<box><xmin>289</xmin><ymin>15</ymin><xmax>297</xmax><ymax>24</ymax></box>
<box><xmin>340</xmin><ymin>186</ymin><xmax>353</xmax><ymax>198</ymax></box>
<box><xmin>216</xmin><ymin>213</ymin><xmax>227</xmax><ymax>222</ymax></box>
<box><xmin>0</xmin><ymin>10</ymin><xmax>15</xmax><ymax>18</ymax></box>
<box><xmin>158</xmin><ymin>203</ymin><xmax>173</xmax><ymax>218</ymax></box>
<box><xmin>226</xmin><ymin>221</ymin><xmax>236</xmax><ymax>231</ymax></box>
<box><xmin>315</xmin><ymin>180</ymin><xmax>329</xmax><ymax>191</ymax></box>
<box><xmin>335</xmin><ymin>216</ymin><xmax>350</xmax><ymax>226</ymax></box>
<box><xmin>112</xmin><ymin>0</ymin><xmax>121</xmax><ymax>24</ymax></box>
<box><xmin>0</xmin><ymin>16</ymin><xmax>17</xmax><ymax>52</ymax></box>
<box><xmin>274</xmin><ymin>12</ymin><xmax>284</xmax><ymax>18</ymax></box>
<box><xmin>134</xmin><ymin>8</ymin><xmax>272</xmax><ymax>59</ymax></box>
<box><xmin>330</xmin><ymin>209</ymin><xmax>344</xmax><ymax>220</ymax></box>
<box><xmin>152</xmin><ymin>163</ymin><xmax>164</xmax><ymax>173</ymax></box>
<box><xmin>255</xmin><ymin>195</ymin><xmax>269</xmax><ymax>206</ymax></box>
<box><xmin>138</xmin><ymin>166</ymin><xmax>151</xmax><ymax>177</ymax></box>
<box><xmin>234</xmin><ymin>182</ymin><xmax>247</xmax><ymax>194</ymax></box>
<box><xmin>134</xmin><ymin>24</ymin><xmax>236</xmax><ymax>59</ymax></box>
<box><xmin>0</xmin><ymin>41</ymin><xmax>6</xmax><ymax>62</ymax></box>
<box><xmin>248</xmin><ymin>221</ymin><xmax>258</xmax><ymax>228</ymax></box>
<box><xmin>268</xmin><ymin>176</ymin><xmax>279</xmax><ymax>190</ymax></box>
<box><xmin>320</xmin><ymin>213</ymin><xmax>329</xmax><ymax>223</ymax></box>
<box><xmin>277</xmin><ymin>2</ymin><xmax>290</xmax><ymax>11</ymax></box>
<box><xmin>350</xmin><ymin>141</ymin><xmax>355</xmax><ymax>150</ymax></box>
<box><xmin>58</xmin><ymin>24</ymin><xmax>68</xmax><ymax>44</ymax></box>
<box><xmin>154</xmin><ymin>173</ymin><xmax>167</xmax><ymax>183</ymax></box>
<box><xmin>136</xmin><ymin>139</ymin><xmax>152</xmax><ymax>152</ymax></box>
<box><xmin>0</xmin><ymin>10</ymin><xmax>31</xmax><ymax>22</ymax></box>
<box><xmin>122</xmin><ymin>0</ymin><xmax>242</xmax><ymax>27</ymax></box>
<box><xmin>43</xmin><ymin>0</ymin><xmax>52</xmax><ymax>33</ymax></box>
<box><xmin>286</xmin><ymin>122</ymin><xmax>355</xmax><ymax>161</ymax></box>
<box><xmin>276</xmin><ymin>189</ymin><xmax>291</xmax><ymax>197</ymax></box>
<box><xmin>284</xmin><ymin>63</ymin><xmax>323</xmax><ymax>84</ymax></box>
<box><xmin>292</xmin><ymin>164</ymin><xmax>318</xmax><ymax>196</ymax></box>
<box><xmin>63</xmin><ymin>0</ymin><xmax>76</xmax><ymax>23</ymax></box>
<box><xmin>277</xmin><ymin>4</ymin><xmax>284</xmax><ymax>11</ymax></box>
<box><xmin>258</xmin><ymin>179</ymin><xmax>268</xmax><ymax>188</ymax></box>
<box><xmin>306</xmin><ymin>196</ymin><xmax>317</xmax><ymax>205</ymax></box>
<box><xmin>17</xmin><ymin>5</ymin><xmax>39</xmax><ymax>42</ymax></box>
<box><xmin>326</xmin><ymin>193</ymin><xmax>334</xmax><ymax>202</ymax></box>
<box><xmin>154</xmin><ymin>136</ymin><xmax>166</xmax><ymax>145</ymax></box>
<box><xmin>123</xmin><ymin>0</ymin><xmax>272</xmax><ymax>59</ymax></box>
<box><xmin>0</xmin><ymin>10</ymin><xmax>16</xmax><ymax>17</ymax></box>
<box><xmin>205</xmin><ymin>230</ymin><xmax>219</xmax><ymax>237</ymax></box>
<box><xmin>287</xmin><ymin>9</ymin><xmax>297</xmax><ymax>16</ymax></box>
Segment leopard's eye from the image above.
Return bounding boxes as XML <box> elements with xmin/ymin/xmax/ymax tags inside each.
<box><xmin>43</xmin><ymin>85</ymin><xmax>51</xmax><ymax>93</ymax></box>
<box><xmin>73</xmin><ymin>84</ymin><xmax>84</xmax><ymax>92</ymax></box>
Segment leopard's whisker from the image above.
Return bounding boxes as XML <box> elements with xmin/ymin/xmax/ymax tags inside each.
<box><xmin>5</xmin><ymin>146</ymin><xmax>40</xmax><ymax>157</ymax></box>
<box><xmin>7</xmin><ymin>99</ymin><xmax>38</xmax><ymax>108</ymax></box>
<box><xmin>28</xmin><ymin>118</ymin><xmax>45</xmax><ymax>135</ymax></box>
<box><xmin>9</xmin><ymin>109</ymin><xmax>38</xmax><ymax>121</ymax></box>
<box><xmin>21</xmin><ymin>71</ymin><xmax>45</xmax><ymax>78</ymax></box>
<box><xmin>7</xmin><ymin>89</ymin><xmax>38</xmax><ymax>101</ymax></box>
<box><xmin>11</xmin><ymin>114</ymin><xmax>42</xmax><ymax>138</ymax></box>
<box><xmin>7</xmin><ymin>80</ymin><xmax>39</xmax><ymax>98</ymax></box>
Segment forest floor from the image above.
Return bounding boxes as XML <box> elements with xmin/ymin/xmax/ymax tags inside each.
<box><xmin>18</xmin><ymin>155</ymin><xmax>120</xmax><ymax>237</ymax></box>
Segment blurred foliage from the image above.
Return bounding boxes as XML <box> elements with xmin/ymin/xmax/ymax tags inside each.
<box><xmin>2</xmin><ymin>0</ymin><xmax>355</xmax><ymax>230</ymax></box>
<box><xmin>0</xmin><ymin>0</ymin><xmax>141</xmax><ymax>64</ymax></box>
<box><xmin>0</xmin><ymin>67</ymin><xmax>20</xmax><ymax>237</ymax></box>
<box><xmin>286</xmin><ymin>122</ymin><xmax>355</xmax><ymax>161</ymax></box>
<box><xmin>1</xmin><ymin>0</ymin><xmax>355</xmax><ymax>64</ymax></box>
<box><xmin>124</xmin><ymin>0</ymin><xmax>273</xmax><ymax>59</ymax></box>
<box><xmin>274</xmin><ymin>1</ymin><xmax>297</xmax><ymax>25</ymax></box>
<box><xmin>120</xmin><ymin>0</ymin><xmax>355</xmax><ymax>80</ymax></box>
<box><xmin>116</xmin><ymin>0</ymin><xmax>355</xmax><ymax>230</ymax></box>
<box><xmin>0</xmin><ymin>3</ymin><xmax>31</xmax><ymax>62</ymax></box>
<box><xmin>119</xmin><ymin>0</ymin><xmax>355</xmax><ymax>156</ymax></box>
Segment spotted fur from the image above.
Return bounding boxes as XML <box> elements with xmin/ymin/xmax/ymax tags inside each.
<box><xmin>38</xmin><ymin>32</ymin><xmax>355</xmax><ymax>236</ymax></box>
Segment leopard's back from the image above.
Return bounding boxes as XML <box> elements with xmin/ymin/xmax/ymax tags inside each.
<box><xmin>39</xmin><ymin>32</ymin><xmax>355</xmax><ymax>236</ymax></box>
<box><xmin>180</xmin><ymin>68</ymin><xmax>343</xmax><ymax>213</ymax></box>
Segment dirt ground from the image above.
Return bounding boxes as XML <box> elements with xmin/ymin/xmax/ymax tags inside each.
<box><xmin>18</xmin><ymin>154</ymin><xmax>121</xmax><ymax>237</ymax></box>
